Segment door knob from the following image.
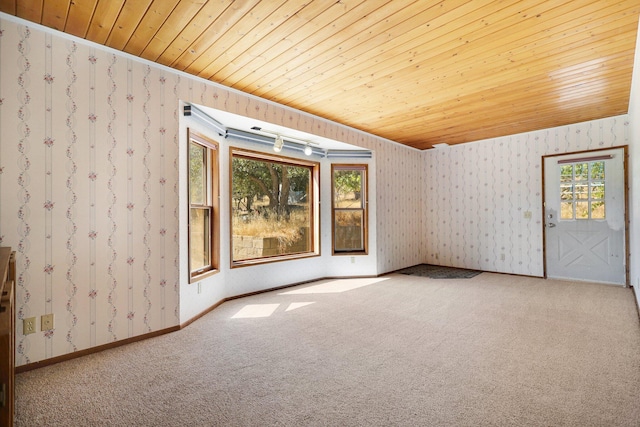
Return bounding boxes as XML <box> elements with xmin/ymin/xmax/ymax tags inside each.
<box><xmin>547</xmin><ymin>223</ymin><xmax>556</xmax><ymax>228</ymax></box>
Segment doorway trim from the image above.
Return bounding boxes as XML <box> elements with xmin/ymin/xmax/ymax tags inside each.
<box><xmin>541</xmin><ymin>145</ymin><xmax>630</xmax><ymax>286</ymax></box>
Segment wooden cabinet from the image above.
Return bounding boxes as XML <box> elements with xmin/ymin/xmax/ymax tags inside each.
<box><xmin>0</xmin><ymin>247</ymin><xmax>15</xmax><ymax>426</ymax></box>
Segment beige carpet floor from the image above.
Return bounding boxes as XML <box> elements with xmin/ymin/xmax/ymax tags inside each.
<box><xmin>14</xmin><ymin>273</ymin><xmax>640</xmax><ymax>426</ymax></box>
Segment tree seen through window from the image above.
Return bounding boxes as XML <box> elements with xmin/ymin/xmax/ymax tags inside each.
<box><xmin>231</xmin><ymin>152</ymin><xmax>317</xmax><ymax>263</ymax></box>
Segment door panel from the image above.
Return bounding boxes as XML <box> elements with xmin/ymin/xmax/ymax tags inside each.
<box><xmin>544</xmin><ymin>148</ymin><xmax>626</xmax><ymax>285</ymax></box>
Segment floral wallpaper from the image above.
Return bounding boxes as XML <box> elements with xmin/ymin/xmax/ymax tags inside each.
<box><xmin>423</xmin><ymin>116</ymin><xmax>630</xmax><ymax>276</ymax></box>
<box><xmin>0</xmin><ymin>14</ymin><xmax>423</xmax><ymax>366</ymax></box>
<box><xmin>0</xmin><ymin>20</ymin><xmax>182</xmax><ymax>365</ymax></box>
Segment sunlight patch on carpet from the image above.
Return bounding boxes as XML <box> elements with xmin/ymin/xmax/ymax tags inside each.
<box><xmin>286</xmin><ymin>302</ymin><xmax>315</xmax><ymax>311</ymax></box>
<box><xmin>280</xmin><ymin>277</ymin><xmax>389</xmax><ymax>295</ymax></box>
<box><xmin>232</xmin><ymin>304</ymin><xmax>280</xmax><ymax>318</ymax></box>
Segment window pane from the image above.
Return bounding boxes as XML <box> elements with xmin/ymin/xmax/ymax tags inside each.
<box><xmin>560</xmin><ymin>165</ymin><xmax>573</xmax><ymax>183</ymax></box>
<box><xmin>591</xmin><ymin>201</ymin><xmax>605</xmax><ymax>219</ymax></box>
<box><xmin>190</xmin><ymin>208</ymin><xmax>210</xmax><ymax>272</ymax></box>
<box><xmin>590</xmin><ymin>182</ymin><xmax>604</xmax><ymax>200</ymax></box>
<box><xmin>560</xmin><ymin>202</ymin><xmax>574</xmax><ymax>219</ymax></box>
<box><xmin>575</xmin><ymin>184</ymin><xmax>588</xmax><ymax>199</ymax></box>
<box><xmin>575</xmin><ymin>201</ymin><xmax>589</xmax><ymax>219</ymax></box>
<box><xmin>335</xmin><ymin>210</ymin><xmax>364</xmax><ymax>251</ymax></box>
<box><xmin>334</xmin><ymin>170</ymin><xmax>363</xmax><ymax>208</ymax></box>
<box><xmin>560</xmin><ymin>184</ymin><xmax>573</xmax><ymax>200</ymax></box>
<box><xmin>574</xmin><ymin>163</ymin><xmax>588</xmax><ymax>181</ymax></box>
<box><xmin>232</xmin><ymin>156</ymin><xmax>312</xmax><ymax>262</ymax></box>
<box><xmin>189</xmin><ymin>143</ymin><xmax>206</xmax><ymax>205</ymax></box>
<box><xmin>590</xmin><ymin>161</ymin><xmax>605</xmax><ymax>180</ymax></box>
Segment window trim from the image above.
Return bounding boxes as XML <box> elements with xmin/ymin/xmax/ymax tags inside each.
<box><xmin>331</xmin><ymin>164</ymin><xmax>368</xmax><ymax>255</ymax></box>
<box><xmin>229</xmin><ymin>147</ymin><xmax>320</xmax><ymax>268</ymax></box>
<box><xmin>188</xmin><ymin>129</ymin><xmax>220</xmax><ymax>283</ymax></box>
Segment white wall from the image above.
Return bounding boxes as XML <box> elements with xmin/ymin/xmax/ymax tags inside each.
<box><xmin>423</xmin><ymin>115</ymin><xmax>631</xmax><ymax>278</ymax></box>
<box><xmin>0</xmin><ymin>14</ymin><xmax>422</xmax><ymax>366</ymax></box>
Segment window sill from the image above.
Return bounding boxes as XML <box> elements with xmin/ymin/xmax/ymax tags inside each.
<box><xmin>190</xmin><ymin>268</ymin><xmax>219</xmax><ymax>284</ymax></box>
<box><xmin>332</xmin><ymin>251</ymin><xmax>368</xmax><ymax>256</ymax></box>
<box><xmin>231</xmin><ymin>252</ymin><xmax>319</xmax><ymax>269</ymax></box>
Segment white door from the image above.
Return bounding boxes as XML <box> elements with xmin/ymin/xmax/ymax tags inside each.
<box><xmin>544</xmin><ymin>148</ymin><xmax>626</xmax><ymax>285</ymax></box>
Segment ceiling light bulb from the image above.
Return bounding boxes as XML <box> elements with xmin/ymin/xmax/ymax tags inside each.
<box><xmin>304</xmin><ymin>144</ymin><xmax>313</xmax><ymax>156</ymax></box>
<box><xmin>273</xmin><ymin>135</ymin><xmax>283</xmax><ymax>152</ymax></box>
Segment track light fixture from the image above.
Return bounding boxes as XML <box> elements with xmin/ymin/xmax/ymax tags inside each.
<box><xmin>259</xmin><ymin>128</ymin><xmax>318</xmax><ymax>155</ymax></box>
<box><xmin>273</xmin><ymin>135</ymin><xmax>284</xmax><ymax>152</ymax></box>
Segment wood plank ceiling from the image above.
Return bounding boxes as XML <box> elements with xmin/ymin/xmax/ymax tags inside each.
<box><xmin>1</xmin><ymin>0</ymin><xmax>638</xmax><ymax>149</ymax></box>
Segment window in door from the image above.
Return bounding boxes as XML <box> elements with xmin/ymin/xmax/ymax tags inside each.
<box><xmin>559</xmin><ymin>160</ymin><xmax>605</xmax><ymax>220</ymax></box>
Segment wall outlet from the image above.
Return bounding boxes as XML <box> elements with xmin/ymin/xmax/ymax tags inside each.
<box><xmin>350</xmin><ymin>257</ymin><xmax>355</xmax><ymax>264</ymax></box>
<box><xmin>23</xmin><ymin>317</ymin><xmax>36</xmax><ymax>335</ymax></box>
<box><xmin>42</xmin><ymin>313</ymin><xmax>54</xmax><ymax>331</ymax></box>
<box><xmin>524</xmin><ymin>211</ymin><xmax>532</xmax><ymax>219</ymax></box>
<box><xmin>501</xmin><ymin>254</ymin><xmax>506</xmax><ymax>261</ymax></box>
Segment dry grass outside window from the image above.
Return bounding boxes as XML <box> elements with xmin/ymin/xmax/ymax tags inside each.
<box><xmin>233</xmin><ymin>209</ymin><xmax>308</xmax><ymax>252</ymax></box>
<box><xmin>335</xmin><ymin>210</ymin><xmax>361</xmax><ymax>227</ymax></box>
